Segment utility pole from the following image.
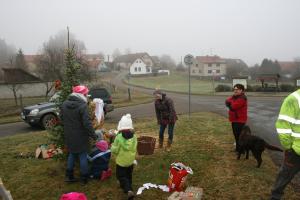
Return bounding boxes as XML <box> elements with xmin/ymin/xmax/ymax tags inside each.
<box><xmin>67</xmin><ymin>26</ymin><xmax>70</xmax><ymax>49</ymax></box>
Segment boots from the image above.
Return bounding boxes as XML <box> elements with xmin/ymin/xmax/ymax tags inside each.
<box><xmin>80</xmin><ymin>174</ymin><xmax>89</xmax><ymax>185</ymax></box>
<box><xmin>65</xmin><ymin>169</ymin><xmax>77</xmax><ymax>183</ymax></box>
<box><xmin>166</xmin><ymin>140</ymin><xmax>172</xmax><ymax>152</ymax></box>
<box><xmin>159</xmin><ymin>139</ymin><xmax>163</xmax><ymax>148</ymax></box>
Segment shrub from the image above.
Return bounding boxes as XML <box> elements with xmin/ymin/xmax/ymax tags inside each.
<box><xmin>280</xmin><ymin>84</ymin><xmax>296</xmax><ymax>92</ymax></box>
<box><xmin>246</xmin><ymin>85</ymin><xmax>253</xmax><ymax>92</ymax></box>
<box><xmin>215</xmin><ymin>84</ymin><xmax>231</xmax><ymax>92</ymax></box>
<box><xmin>252</xmin><ymin>85</ymin><xmax>263</xmax><ymax>92</ymax></box>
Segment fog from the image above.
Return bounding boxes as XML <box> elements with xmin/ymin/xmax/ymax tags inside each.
<box><xmin>1</xmin><ymin>0</ymin><xmax>300</xmax><ymax>65</ymax></box>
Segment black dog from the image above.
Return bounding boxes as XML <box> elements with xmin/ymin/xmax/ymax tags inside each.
<box><xmin>237</xmin><ymin>125</ymin><xmax>283</xmax><ymax>168</ymax></box>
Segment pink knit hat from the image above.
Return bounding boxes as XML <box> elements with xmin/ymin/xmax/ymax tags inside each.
<box><xmin>96</xmin><ymin>140</ymin><xmax>108</xmax><ymax>152</ymax></box>
<box><xmin>59</xmin><ymin>192</ymin><xmax>87</xmax><ymax>200</ymax></box>
<box><xmin>72</xmin><ymin>85</ymin><xmax>89</xmax><ymax>96</ymax></box>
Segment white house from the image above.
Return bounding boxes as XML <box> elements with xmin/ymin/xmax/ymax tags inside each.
<box><xmin>114</xmin><ymin>52</ymin><xmax>154</xmax><ymax>70</ymax></box>
<box><xmin>130</xmin><ymin>58</ymin><xmax>152</xmax><ymax>75</ymax></box>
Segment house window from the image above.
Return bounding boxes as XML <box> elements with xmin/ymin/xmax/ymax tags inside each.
<box><xmin>192</xmin><ymin>70</ymin><xmax>195</xmax><ymax>73</ymax></box>
<box><xmin>138</xmin><ymin>67</ymin><xmax>141</xmax><ymax>72</ymax></box>
<box><xmin>208</xmin><ymin>70</ymin><xmax>212</xmax><ymax>74</ymax></box>
<box><xmin>208</xmin><ymin>63</ymin><xmax>212</xmax><ymax>67</ymax></box>
<box><xmin>134</xmin><ymin>67</ymin><xmax>137</xmax><ymax>72</ymax></box>
<box><xmin>216</xmin><ymin>70</ymin><xmax>220</xmax><ymax>73</ymax></box>
<box><xmin>146</xmin><ymin>67</ymin><xmax>150</xmax><ymax>72</ymax></box>
<box><xmin>196</xmin><ymin>64</ymin><xmax>198</xmax><ymax>67</ymax></box>
<box><xmin>216</xmin><ymin>63</ymin><xmax>220</xmax><ymax>67</ymax></box>
<box><xmin>136</xmin><ymin>60</ymin><xmax>138</xmax><ymax>63</ymax></box>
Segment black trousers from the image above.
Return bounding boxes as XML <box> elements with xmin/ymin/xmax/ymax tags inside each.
<box><xmin>231</xmin><ymin>122</ymin><xmax>245</xmax><ymax>151</ymax></box>
<box><xmin>116</xmin><ymin>164</ymin><xmax>133</xmax><ymax>193</ymax></box>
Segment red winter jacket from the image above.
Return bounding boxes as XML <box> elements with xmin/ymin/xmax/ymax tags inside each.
<box><xmin>225</xmin><ymin>94</ymin><xmax>247</xmax><ymax>123</ymax></box>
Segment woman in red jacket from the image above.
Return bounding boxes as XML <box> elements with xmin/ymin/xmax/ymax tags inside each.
<box><xmin>225</xmin><ymin>84</ymin><xmax>247</xmax><ymax>152</ymax></box>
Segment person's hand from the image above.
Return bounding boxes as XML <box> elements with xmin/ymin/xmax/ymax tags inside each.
<box><xmin>225</xmin><ymin>100</ymin><xmax>231</xmax><ymax>108</ymax></box>
<box><xmin>133</xmin><ymin>160</ymin><xmax>138</xmax><ymax>165</ymax></box>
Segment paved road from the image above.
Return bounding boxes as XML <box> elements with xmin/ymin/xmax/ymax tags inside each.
<box><xmin>0</xmin><ymin>73</ymin><xmax>285</xmax><ymax>148</ymax></box>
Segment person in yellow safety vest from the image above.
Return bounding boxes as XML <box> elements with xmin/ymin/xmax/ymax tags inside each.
<box><xmin>270</xmin><ymin>89</ymin><xmax>300</xmax><ymax>200</ymax></box>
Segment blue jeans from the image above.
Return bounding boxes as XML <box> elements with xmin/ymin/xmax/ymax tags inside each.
<box><xmin>159</xmin><ymin>123</ymin><xmax>175</xmax><ymax>142</ymax></box>
<box><xmin>67</xmin><ymin>152</ymin><xmax>88</xmax><ymax>175</ymax></box>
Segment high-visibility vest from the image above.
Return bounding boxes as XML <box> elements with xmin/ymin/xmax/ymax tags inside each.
<box><xmin>276</xmin><ymin>89</ymin><xmax>300</xmax><ymax>155</ymax></box>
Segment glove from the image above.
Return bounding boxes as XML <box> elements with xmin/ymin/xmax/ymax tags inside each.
<box><xmin>225</xmin><ymin>100</ymin><xmax>231</xmax><ymax>108</ymax></box>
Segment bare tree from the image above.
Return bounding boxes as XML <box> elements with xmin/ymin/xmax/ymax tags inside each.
<box><xmin>124</xmin><ymin>48</ymin><xmax>131</xmax><ymax>55</ymax></box>
<box><xmin>35</xmin><ymin>30</ymin><xmax>86</xmax><ymax>97</ymax></box>
<box><xmin>160</xmin><ymin>54</ymin><xmax>176</xmax><ymax>69</ymax></box>
<box><xmin>0</xmin><ymin>39</ymin><xmax>16</xmax><ymax>80</ymax></box>
<box><xmin>112</xmin><ymin>48</ymin><xmax>121</xmax><ymax>59</ymax></box>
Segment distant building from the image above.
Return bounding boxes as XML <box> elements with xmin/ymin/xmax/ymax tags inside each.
<box><xmin>2</xmin><ymin>68</ymin><xmax>41</xmax><ymax>83</ymax></box>
<box><xmin>113</xmin><ymin>52</ymin><xmax>154</xmax><ymax>70</ymax></box>
<box><xmin>130</xmin><ymin>58</ymin><xmax>152</xmax><ymax>75</ymax></box>
<box><xmin>278</xmin><ymin>61</ymin><xmax>299</xmax><ymax>78</ymax></box>
<box><xmin>191</xmin><ymin>55</ymin><xmax>226</xmax><ymax>77</ymax></box>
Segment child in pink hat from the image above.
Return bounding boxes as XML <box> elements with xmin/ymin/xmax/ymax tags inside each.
<box><xmin>87</xmin><ymin>140</ymin><xmax>111</xmax><ymax>180</ymax></box>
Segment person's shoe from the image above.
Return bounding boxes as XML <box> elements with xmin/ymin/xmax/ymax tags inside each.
<box><xmin>80</xmin><ymin>174</ymin><xmax>89</xmax><ymax>185</ymax></box>
<box><xmin>127</xmin><ymin>190</ymin><xmax>135</xmax><ymax>200</ymax></box>
<box><xmin>65</xmin><ymin>169</ymin><xmax>78</xmax><ymax>183</ymax></box>
<box><xmin>159</xmin><ymin>139</ymin><xmax>163</xmax><ymax>148</ymax></box>
<box><xmin>166</xmin><ymin>140</ymin><xmax>172</xmax><ymax>152</ymax></box>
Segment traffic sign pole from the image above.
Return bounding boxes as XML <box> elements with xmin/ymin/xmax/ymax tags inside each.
<box><xmin>184</xmin><ymin>54</ymin><xmax>194</xmax><ymax>118</ymax></box>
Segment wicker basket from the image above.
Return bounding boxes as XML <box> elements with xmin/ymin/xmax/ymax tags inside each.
<box><xmin>137</xmin><ymin>136</ymin><xmax>156</xmax><ymax>155</ymax></box>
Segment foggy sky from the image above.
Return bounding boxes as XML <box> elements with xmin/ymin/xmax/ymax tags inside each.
<box><xmin>1</xmin><ymin>0</ymin><xmax>300</xmax><ymax>65</ymax></box>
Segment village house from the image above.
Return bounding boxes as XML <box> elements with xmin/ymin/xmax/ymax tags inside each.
<box><xmin>129</xmin><ymin>58</ymin><xmax>152</xmax><ymax>75</ymax></box>
<box><xmin>278</xmin><ymin>61</ymin><xmax>299</xmax><ymax>79</ymax></box>
<box><xmin>191</xmin><ymin>55</ymin><xmax>227</xmax><ymax>78</ymax></box>
<box><xmin>114</xmin><ymin>52</ymin><xmax>157</xmax><ymax>75</ymax></box>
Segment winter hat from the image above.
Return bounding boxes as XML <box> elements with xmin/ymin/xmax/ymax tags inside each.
<box><xmin>117</xmin><ymin>114</ymin><xmax>133</xmax><ymax>131</ymax></box>
<box><xmin>96</xmin><ymin>140</ymin><xmax>108</xmax><ymax>152</ymax></box>
<box><xmin>153</xmin><ymin>89</ymin><xmax>162</xmax><ymax>95</ymax></box>
<box><xmin>72</xmin><ymin>85</ymin><xmax>89</xmax><ymax>96</ymax></box>
<box><xmin>59</xmin><ymin>192</ymin><xmax>87</xmax><ymax>200</ymax></box>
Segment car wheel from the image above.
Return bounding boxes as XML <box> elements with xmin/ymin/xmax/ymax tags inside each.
<box><xmin>41</xmin><ymin>114</ymin><xmax>57</xmax><ymax>129</ymax></box>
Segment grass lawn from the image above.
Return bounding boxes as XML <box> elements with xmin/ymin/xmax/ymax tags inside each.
<box><xmin>0</xmin><ymin>89</ymin><xmax>152</xmax><ymax>125</ymax></box>
<box><xmin>127</xmin><ymin>72</ymin><xmax>231</xmax><ymax>94</ymax></box>
<box><xmin>0</xmin><ymin>112</ymin><xmax>297</xmax><ymax>200</ymax></box>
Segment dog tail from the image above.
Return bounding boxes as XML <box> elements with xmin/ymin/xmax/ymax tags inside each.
<box><xmin>265</xmin><ymin>143</ymin><xmax>283</xmax><ymax>152</ymax></box>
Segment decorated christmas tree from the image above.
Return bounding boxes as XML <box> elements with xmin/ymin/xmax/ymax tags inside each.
<box><xmin>47</xmin><ymin>46</ymin><xmax>81</xmax><ymax>148</ymax></box>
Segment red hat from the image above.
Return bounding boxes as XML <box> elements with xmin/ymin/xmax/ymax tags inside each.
<box><xmin>72</xmin><ymin>85</ymin><xmax>89</xmax><ymax>96</ymax></box>
<box><xmin>96</xmin><ymin>140</ymin><xmax>109</xmax><ymax>152</ymax></box>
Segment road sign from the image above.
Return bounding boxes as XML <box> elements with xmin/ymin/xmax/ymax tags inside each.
<box><xmin>184</xmin><ymin>54</ymin><xmax>194</xmax><ymax>65</ymax></box>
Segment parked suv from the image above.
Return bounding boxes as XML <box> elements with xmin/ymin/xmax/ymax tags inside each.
<box><xmin>21</xmin><ymin>87</ymin><xmax>114</xmax><ymax>129</ymax></box>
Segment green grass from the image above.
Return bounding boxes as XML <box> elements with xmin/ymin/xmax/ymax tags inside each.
<box><xmin>127</xmin><ymin>72</ymin><xmax>231</xmax><ymax>94</ymax></box>
<box><xmin>0</xmin><ymin>112</ymin><xmax>298</xmax><ymax>199</ymax></box>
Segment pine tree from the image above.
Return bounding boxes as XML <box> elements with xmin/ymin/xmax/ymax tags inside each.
<box><xmin>47</xmin><ymin>47</ymin><xmax>81</xmax><ymax>148</ymax></box>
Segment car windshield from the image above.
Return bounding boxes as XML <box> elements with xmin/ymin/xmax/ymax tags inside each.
<box><xmin>90</xmin><ymin>89</ymin><xmax>109</xmax><ymax>99</ymax></box>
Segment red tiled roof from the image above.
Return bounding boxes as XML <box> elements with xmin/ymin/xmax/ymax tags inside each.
<box><xmin>278</xmin><ymin>61</ymin><xmax>298</xmax><ymax>71</ymax></box>
<box><xmin>24</xmin><ymin>55</ymin><xmax>39</xmax><ymax>63</ymax></box>
<box><xmin>87</xmin><ymin>59</ymin><xmax>102</xmax><ymax>69</ymax></box>
<box><xmin>195</xmin><ymin>55</ymin><xmax>225</xmax><ymax>63</ymax></box>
